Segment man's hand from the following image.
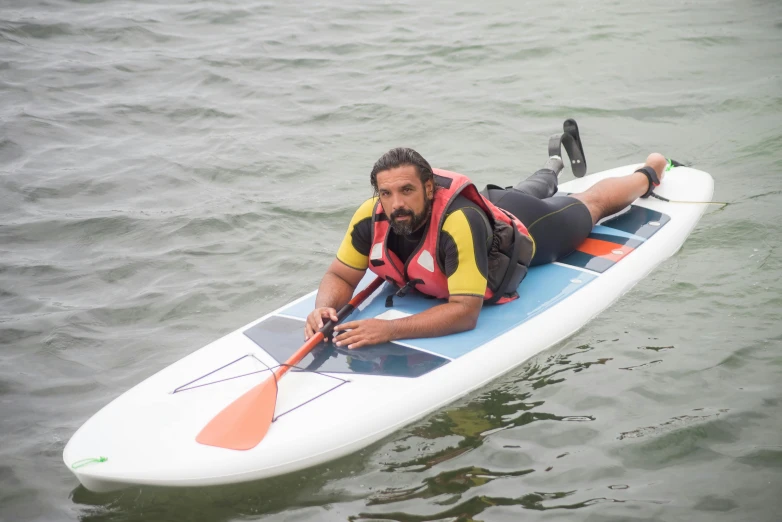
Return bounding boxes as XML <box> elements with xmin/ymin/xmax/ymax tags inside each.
<box><xmin>307</xmin><ymin>259</ymin><xmax>366</xmax><ymax>340</ymax></box>
<box><xmin>333</xmin><ymin>319</ymin><xmax>394</xmax><ymax>350</ymax></box>
<box><xmin>305</xmin><ymin>307</ymin><xmax>339</xmax><ymax>341</ymax></box>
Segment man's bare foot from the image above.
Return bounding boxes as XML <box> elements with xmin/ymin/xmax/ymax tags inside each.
<box><xmin>645</xmin><ymin>153</ymin><xmax>667</xmax><ymax>184</ymax></box>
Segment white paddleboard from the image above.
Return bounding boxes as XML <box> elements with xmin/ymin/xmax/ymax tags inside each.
<box><xmin>63</xmin><ymin>164</ymin><xmax>713</xmax><ymax>492</ymax></box>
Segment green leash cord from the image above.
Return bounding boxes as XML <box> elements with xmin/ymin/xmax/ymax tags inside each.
<box><xmin>651</xmin><ymin>160</ymin><xmax>729</xmax><ymax>208</ymax></box>
<box><xmin>71</xmin><ymin>456</ymin><xmax>108</xmax><ymax>469</ymax></box>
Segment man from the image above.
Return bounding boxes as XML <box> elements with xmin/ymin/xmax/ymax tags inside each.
<box><xmin>305</xmin><ymin>143</ymin><xmax>668</xmax><ymax>350</ymax></box>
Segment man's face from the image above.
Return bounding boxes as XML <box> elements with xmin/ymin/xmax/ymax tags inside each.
<box><xmin>376</xmin><ymin>165</ymin><xmax>434</xmax><ymax>236</ymax></box>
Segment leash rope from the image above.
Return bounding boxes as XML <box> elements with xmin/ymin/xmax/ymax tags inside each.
<box><xmin>648</xmin><ymin>160</ymin><xmax>729</xmax><ymax>208</ymax></box>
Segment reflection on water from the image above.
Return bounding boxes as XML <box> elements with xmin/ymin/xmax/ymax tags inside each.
<box><xmin>618</xmin><ymin>409</ymin><xmax>729</xmax><ymax>441</ymax></box>
<box><xmin>378</xmin><ymin>344</ymin><xmax>606</xmax><ymax>473</ymax></box>
<box><xmin>350</xmin><ymin>345</ymin><xmax>616</xmax><ymax>521</ymax></box>
<box><xmin>352</xmin><ymin>493</ymin><xmax>625</xmax><ymax>522</ymax></box>
<box><xmin>366</xmin><ymin>466</ymin><xmax>535</xmax><ymax>506</ymax></box>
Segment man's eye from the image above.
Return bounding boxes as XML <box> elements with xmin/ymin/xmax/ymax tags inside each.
<box><xmin>403</xmin><ymin>188</ymin><xmax>412</xmax><ymax>194</ymax></box>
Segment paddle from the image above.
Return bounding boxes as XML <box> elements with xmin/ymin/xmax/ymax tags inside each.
<box><xmin>196</xmin><ymin>276</ymin><xmax>385</xmax><ymax>450</ymax></box>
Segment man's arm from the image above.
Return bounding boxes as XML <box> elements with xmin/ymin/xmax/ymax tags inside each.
<box><xmin>306</xmin><ymin>198</ymin><xmax>375</xmax><ymax>340</ymax></box>
<box><xmin>332</xmin><ymin>294</ymin><xmax>482</xmax><ymax>349</ymax></box>
<box><xmin>305</xmin><ymin>259</ymin><xmax>366</xmax><ymax>340</ymax></box>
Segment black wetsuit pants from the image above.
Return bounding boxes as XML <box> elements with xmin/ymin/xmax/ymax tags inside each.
<box><xmin>483</xmin><ymin>167</ymin><xmax>594</xmax><ymax>266</ymax></box>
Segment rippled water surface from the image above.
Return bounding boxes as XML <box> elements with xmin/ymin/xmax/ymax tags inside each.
<box><xmin>2</xmin><ymin>0</ymin><xmax>781</xmax><ymax>520</ymax></box>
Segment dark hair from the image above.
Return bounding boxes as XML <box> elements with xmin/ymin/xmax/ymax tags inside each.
<box><xmin>370</xmin><ymin>147</ymin><xmax>435</xmax><ymax>193</ymax></box>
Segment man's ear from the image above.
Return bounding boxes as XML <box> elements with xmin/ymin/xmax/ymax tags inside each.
<box><xmin>425</xmin><ymin>179</ymin><xmax>434</xmax><ymax>200</ymax></box>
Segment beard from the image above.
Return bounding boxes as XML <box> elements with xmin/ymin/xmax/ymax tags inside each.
<box><xmin>389</xmin><ymin>197</ymin><xmax>432</xmax><ymax>236</ymax></box>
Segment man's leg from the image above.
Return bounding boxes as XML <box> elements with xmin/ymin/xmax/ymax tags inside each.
<box><xmin>488</xmin><ymin>152</ymin><xmax>668</xmax><ymax>266</ymax></box>
<box><xmin>572</xmin><ymin>153</ymin><xmax>667</xmax><ymax>225</ymax></box>
<box><xmin>511</xmin><ymin>156</ymin><xmax>565</xmax><ymax>199</ymax></box>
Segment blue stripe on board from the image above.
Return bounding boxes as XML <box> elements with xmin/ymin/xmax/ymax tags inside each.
<box><xmin>591</xmin><ymin>225</ymin><xmax>647</xmax><ymax>242</ymax></box>
<box><xmin>599</xmin><ymin>206</ymin><xmax>670</xmax><ymax>240</ymax></box>
<box><xmin>280</xmin><ymin>264</ymin><xmax>598</xmax><ymax>359</ymax></box>
<box><xmin>557</xmin><ymin>250</ymin><xmax>615</xmax><ymax>273</ymax></box>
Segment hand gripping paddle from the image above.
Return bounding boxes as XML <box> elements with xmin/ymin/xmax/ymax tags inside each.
<box><xmin>196</xmin><ymin>277</ymin><xmax>384</xmax><ymax>450</ymax></box>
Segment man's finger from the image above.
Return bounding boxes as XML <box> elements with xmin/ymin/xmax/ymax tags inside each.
<box><xmin>334</xmin><ymin>329</ymin><xmax>352</xmax><ymax>342</ymax></box>
<box><xmin>333</xmin><ymin>330</ymin><xmax>354</xmax><ymax>342</ymax></box>
<box><xmin>348</xmin><ymin>339</ymin><xmax>367</xmax><ymax>350</ymax></box>
<box><xmin>335</xmin><ymin>330</ymin><xmax>360</xmax><ymax>347</ymax></box>
<box><xmin>335</xmin><ymin>320</ymin><xmax>358</xmax><ymax>332</ymax></box>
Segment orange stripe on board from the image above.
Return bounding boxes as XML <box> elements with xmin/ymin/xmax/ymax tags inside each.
<box><xmin>576</xmin><ymin>238</ymin><xmax>635</xmax><ymax>263</ymax></box>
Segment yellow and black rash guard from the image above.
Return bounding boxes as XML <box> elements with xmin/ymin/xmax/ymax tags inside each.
<box><xmin>336</xmin><ymin>195</ymin><xmax>492</xmax><ymax>297</ymax></box>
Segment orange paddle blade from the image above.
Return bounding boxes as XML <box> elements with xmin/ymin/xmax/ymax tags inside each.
<box><xmin>196</xmin><ymin>376</ymin><xmax>278</xmax><ymax>450</ymax></box>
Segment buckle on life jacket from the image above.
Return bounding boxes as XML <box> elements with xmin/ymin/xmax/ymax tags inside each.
<box><xmin>385</xmin><ymin>279</ymin><xmax>424</xmax><ymax>307</ymax></box>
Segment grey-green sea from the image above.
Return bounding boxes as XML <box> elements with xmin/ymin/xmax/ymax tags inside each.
<box><xmin>1</xmin><ymin>0</ymin><xmax>781</xmax><ymax>520</ymax></box>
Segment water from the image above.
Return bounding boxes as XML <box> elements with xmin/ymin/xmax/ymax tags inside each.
<box><xmin>1</xmin><ymin>0</ymin><xmax>781</xmax><ymax>520</ymax></box>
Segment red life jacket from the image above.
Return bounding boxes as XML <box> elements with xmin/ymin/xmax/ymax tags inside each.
<box><xmin>368</xmin><ymin>169</ymin><xmax>534</xmax><ymax>305</ymax></box>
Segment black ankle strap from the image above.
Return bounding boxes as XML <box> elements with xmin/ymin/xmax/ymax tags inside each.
<box><xmin>635</xmin><ymin>166</ymin><xmax>661</xmax><ymax>198</ymax></box>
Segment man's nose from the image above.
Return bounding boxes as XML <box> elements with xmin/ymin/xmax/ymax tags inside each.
<box><xmin>390</xmin><ymin>193</ymin><xmax>406</xmax><ymax>210</ymax></box>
